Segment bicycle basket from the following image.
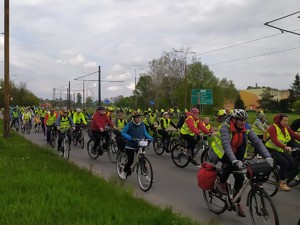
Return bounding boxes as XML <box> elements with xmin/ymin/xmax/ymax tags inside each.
<box><xmin>246</xmin><ymin>160</ymin><xmax>271</xmax><ymax>183</ymax></box>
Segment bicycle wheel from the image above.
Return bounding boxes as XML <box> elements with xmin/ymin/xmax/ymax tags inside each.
<box><xmin>87</xmin><ymin>139</ymin><xmax>99</xmax><ymax>159</ymax></box>
<box><xmin>21</xmin><ymin>125</ymin><xmax>25</xmax><ymax>133</ymax></box>
<box><xmin>200</xmin><ymin>149</ymin><xmax>209</xmax><ymax>163</ymax></box>
<box><xmin>62</xmin><ymin>138</ymin><xmax>70</xmax><ymax>160</ymax></box>
<box><xmin>248</xmin><ymin>188</ymin><xmax>279</xmax><ymax>225</ymax></box>
<box><xmin>26</xmin><ymin>124</ymin><xmax>31</xmax><ymax>134</ymax></box>
<box><xmin>153</xmin><ymin>137</ymin><xmax>164</xmax><ymax>155</ymax></box>
<box><xmin>137</xmin><ymin>157</ymin><xmax>153</xmax><ymax>192</ymax></box>
<box><xmin>202</xmin><ymin>189</ymin><xmax>227</xmax><ymax>214</ymax></box>
<box><xmin>171</xmin><ymin>144</ymin><xmax>190</xmax><ymax>168</ymax></box>
<box><xmin>72</xmin><ymin>131</ymin><xmax>78</xmax><ymax>146</ymax></box>
<box><xmin>169</xmin><ymin>138</ymin><xmax>180</xmax><ymax>151</ymax></box>
<box><xmin>107</xmin><ymin>140</ymin><xmax>118</xmax><ymax>163</ymax></box>
<box><xmin>116</xmin><ymin>151</ymin><xmax>127</xmax><ymax>180</ymax></box>
<box><xmin>263</xmin><ymin>167</ymin><xmax>279</xmax><ymax>197</ymax></box>
<box><xmin>50</xmin><ymin>132</ymin><xmax>57</xmax><ymax>149</ymax></box>
<box><xmin>14</xmin><ymin>122</ymin><xmax>19</xmax><ymax>132</ymax></box>
<box><xmin>78</xmin><ymin>131</ymin><xmax>85</xmax><ymax>149</ymax></box>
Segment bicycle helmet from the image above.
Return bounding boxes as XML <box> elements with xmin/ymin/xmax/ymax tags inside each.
<box><xmin>231</xmin><ymin>109</ymin><xmax>248</xmax><ymax>120</ymax></box>
<box><xmin>76</xmin><ymin>108</ymin><xmax>81</xmax><ymax>113</ymax></box>
<box><xmin>61</xmin><ymin>107</ymin><xmax>68</xmax><ymax>113</ymax></box>
<box><xmin>191</xmin><ymin>108</ymin><xmax>199</xmax><ymax>114</ymax></box>
<box><xmin>132</xmin><ymin>111</ymin><xmax>142</xmax><ymax>118</ymax></box>
<box><xmin>257</xmin><ymin>112</ymin><xmax>266</xmax><ymax>120</ymax></box>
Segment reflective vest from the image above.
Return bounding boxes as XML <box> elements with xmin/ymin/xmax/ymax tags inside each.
<box><xmin>73</xmin><ymin>112</ymin><xmax>86</xmax><ymax>124</ymax></box>
<box><xmin>12</xmin><ymin>111</ymin><xmax>19</xmax><ymax>118</ymax></box>
<box><xmin>159</xmin><ymin>118</ymin><xmax>170</xmax><ymax>129</ymax></box>
<box><xmin>143</xmin><ymin>114</ymin><xmax>156</xmax><ymax>126</ymax></box>
<box><xmin>46</xmin><ymin>113</ymin><xmax>57</xmax><ymax>126</ymax></box>
<box><xmin>252</xmin><ymin>119</ymin><xmax>264</xmax><ymax>136</ymax></box>
<box><xmin>203</xmin><ymin>123</ymin><xmax>211</xmax><ymax>131</ymax></box>
<box><xmin>23</xmin><ymin>112</ymin><xmax>31</xmax><ymax>120</ymax></box>
<box><xmin>180</xmin><ymin>116</ymin><xmax>196</xmax><ymax>136</ymax></box>
<box><xmin>265</xmin><ymin>124</ymin><xmax>291</xmax><ymax>153</ymax></box>
<box><xmin>116</xmin><ymin>119</ymin><xmax>125</xmax><ymax>129</ymax></box>
<box><xmin>59</xmin><ymin>116</ymin><xmax>71</xmax><ymax>130</ymax></box>
<box><xmin>211</xmin><ymin>122</ymin><xmax>249</xmax><ymax>159</ymax></box>
<box><xmin>40</xmin><ymin>109</ymin><xmax>46</xmax><ymax>117</ymax></box>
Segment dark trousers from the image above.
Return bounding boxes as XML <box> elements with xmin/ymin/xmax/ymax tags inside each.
<box><xmin>92</xmin><ymin>130</ymin><xmax>109</xmax><ymax>150</ymax></box>
<box><xmin>180</xmin><ymin>133</ymin><xmax>200</xmax><ymax>155</ymax></box>
<box><xmin>268</xmin><ymin>149</ymin><xmax>296</xmax><ymax>180</ymax></box>
<box><xmin>46</xmin><ymin>124</ymin><xmax>56</xmax><ymax>143</ymax></box>
<box><xmin>57</xmin><ymin>129</ymin><xmax>71</xmax><ymax>149</ymax></box>
<box><xmin>158</xmin><ymin>129</ymin><xmax>170</xmax><ymax>149</ymax></box>
<box><xmin>124</xmin><ymin>148</ymin><xmax>137</xmax><ymax>174</ymax></box>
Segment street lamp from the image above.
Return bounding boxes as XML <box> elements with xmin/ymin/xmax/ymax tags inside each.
<box><xmin>174</xmin><ymin>49</ymin><xmax>196</xmax><ymax>109</ymax></box>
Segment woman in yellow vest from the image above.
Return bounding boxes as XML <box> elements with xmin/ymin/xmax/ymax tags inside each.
<box><xmin>158</xmin><ymin>112</ymin><xmax>178</xmax><ymax>153</ymax></box>
<box><xmin>265</xmin><ymin>114</ymin><xmax>300</xmax><ymax>191</ymax></box>
<box><xmin>114</xmin><ymin>111</ymin><xmax>127</xmax><ymax>151</ymax></box>
<box><xmin>209</xmin><ymin>109</ymin><xmax>273</xmax><ymax>217</ymax></box>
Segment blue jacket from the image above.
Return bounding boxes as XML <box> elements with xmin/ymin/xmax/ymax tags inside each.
<box><xmin>121</xmin><ymin>121</ymin><xmax>153</xmax><ymax>150</ymax></box>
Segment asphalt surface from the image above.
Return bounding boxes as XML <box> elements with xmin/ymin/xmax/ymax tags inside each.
<box><xmin>17</xmin><ymin>128</ymin><xmax>300</xmax><ymax>225</ymax></box>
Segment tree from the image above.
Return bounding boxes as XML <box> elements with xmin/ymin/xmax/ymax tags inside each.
<box><xmin>257</xmin><ymin>87</ymin><xmax>278</xmax><ymax>112</ymax></box>
<box><xmin>293</xmin><ymin>100</ymin><xmax>300</xmax><ymax>114</ymax></box>
<box><xmin>76</xmin><ymin>93</ymin><xmax>82</xmax><ymax>107</ymax></box>
<box><xmin>234</xmin><ymin>94</ymin><xmax>246</xmax><ymax>109</ymax></box>
<box><xmin>288</xmin><ymin>74</ymin><xmax>300</xmax><ymax>103</ymax></box>
<box><xmin>85</xmin><ymin>96</ymin><xmax>93</xmax><ymax>108</ymax></box>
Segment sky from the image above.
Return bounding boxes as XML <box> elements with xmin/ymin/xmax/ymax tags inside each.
<box><xmin>0</xmin><ymin>0</ymin><xmax>299</xmax><ymax>102</ymax></box>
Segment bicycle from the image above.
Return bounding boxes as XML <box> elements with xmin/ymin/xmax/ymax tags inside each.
<box><xmin>86</xmin><ymin>128</ymin><xmax>118</xmax><ymax>163</ymax></box>
<box><xmin>116</xmin><ymin>139</ymin><xmax>154</xmax><ymax>192</ymax></box>
<box><xmin>34</xmin><ymin>122</ymin><xmax>41</xmax><ymax>133</ymax></box>
<box><xmin>171</xmin><ymin>135</ymin><xmax>209</xmax><ymax>168</ymax></box>
<box><xmin>153</xmin><ymin>129</ymin><xmax>182</xmax><ymax>155</ymax></box>
<box><xmin>49</xmin><ymin>125</ymin><xmax>57</xmax><ymax>149</ymax></box>
<box><xmin>264</xmin><ymin>148</ymin><xmax>300</xmax><ymax>196</ymax></box>
<box><xmin>21</xmin><ymin>120</ymin><xmax>31</xmax><ymax>134</ymax></box>
<box><xmin>72</xmin><ymin>124</ymin><xmax>85</xmax><ymax>149</ymax></box>
<box><xmin>202</xmin><ymin>160</ymin><xmax>279</xmax><ymax>225</ymax></box>
<box><xmin>58</xmin><ymin>128</ymin><xmax>71</xmax><ymax>160</ymax></box>
<box><xmin>12</xmin><ymin>117</ymin><xmax>20</xmax><ymax>132</ymax></box>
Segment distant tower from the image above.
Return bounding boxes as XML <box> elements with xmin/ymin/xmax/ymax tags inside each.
<box><xmin>255</xmin><ymin>83</ymin><xmax>258</xmax><ymax>88</ymax></box>
<box><xmin>53</xmin><ymin>88</ymin><xmax>56</xmax><ymax>100</ymax></box>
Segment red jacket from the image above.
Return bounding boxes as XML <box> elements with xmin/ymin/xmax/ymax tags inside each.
<box><xmin>91</xmin><ymin>112</ymin><xmax>114</xmax><ymax>131</ymax></box>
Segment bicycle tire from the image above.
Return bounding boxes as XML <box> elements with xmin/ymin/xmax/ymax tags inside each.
<box><xmin>153</xmin><ymin>137</ymin><xmax>165</xmax><ymax>155</ymax></box>
<box><xmin>248</xmin><ymin>188</ymin><xmax>279</xmax><ymax>225</ymax></box>
<box><xmin>79</xmin><ymin>131</ymin><xmax>85</xmax><ymax>149</ymax></box>
<box><xmin>171</xmin><ymin>144</ymin><xmax>190</xmax><ymax>168</ymax></box>
<box><xmin>72</xmin><ymin>132</ymin><xmax>77</xmax><ymax>146</ymax></box>
<box><xmin>137</xmin><ymin>157</ymin><xmax>153</xmax><ymax>192</ymax></box>
<box><xmin>107</xmin><ymin>140</ymin><xmax>118</xmax><ymax>163</ymax></box>
<box><xmin>14</xmin><ymin>122</ymin><xmax>19</xmax><ymax>132</ymax></box>
<box><xmin>200</xmin><ymin>149</ymin><xmax>209</xmax><ymax>164</ymax></box>
<box><xmin>26</xmin><ymin>124</ymin><xmax>31</xmax><ymax>134</ymax></box>
<box><xmin>50</xmin><ymin>132</ymin><xmax>56</xmax><ymax>149</ymax></box>
<box><xmin>263</xmin><ymin>167</ymin><xmax>279</xmax><ymax>197</ymax></box>
<box><xmin>21</xmin><ymin>125</ymin><xmax>25</xmax><ymax>133</ymax></box>
<box><xmin>87</xmin><ymin>139</ymin><xmax>100</xmax><ymax>159</ymax></box>
<box><xmin>202</xmin><ymin>188</ymin><xmax>227</xmax><ymax>214</ymax></box>
<box><xmin>169</xmin><ymin>138</ymin><xmax>180</xmax><ymax>152</ymax></box>
<box><xmin>63</xmin><ymin>141</ymin><xmax>70</xmax><ymax>160</ymax></box>
<box><xmin>116</xmin><ymin>151</ymin><xmax>128</xmax><ymax>180</ymax></box>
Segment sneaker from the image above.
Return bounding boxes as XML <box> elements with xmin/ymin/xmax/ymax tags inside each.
<box><xmin>216</xmin><ymin>182</ymin><xmax>227</xmax><ymax>195</ymax></box>
<box><xmin>279</xmin><ymin>181</ymin><xmax>291</xmax><ymax>191</ymax></box>
<box><xmin>234</xmin><ymin>204</ymin><xmax>246</xmax><ymax>217</ymax></box>
<box><xmin>119</xmin><ymin>171</ymin><xmax>127</xmax><ymax>180</ymax></box>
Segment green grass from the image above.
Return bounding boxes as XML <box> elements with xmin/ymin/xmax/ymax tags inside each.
<box><xmin>0</xmin><ymin>120</ymin><xmax>205</xmax><ymax>225</ymax></box>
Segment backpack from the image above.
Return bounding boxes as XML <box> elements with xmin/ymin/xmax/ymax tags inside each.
<box><xmin>176</xmin><ymin>114</ymin><xmax>186</xmax><ymax>129</ymax></box>
<box><xmin>197</xmin><ymin>162</ymin><xmax>217</xmax><ymax>190</ymax></box>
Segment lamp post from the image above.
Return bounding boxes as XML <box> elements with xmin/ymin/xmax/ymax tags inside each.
<box><xmin>174</xmin><ymin>49</ymin><xmax>196</xmax><ymax>110</ymax></box>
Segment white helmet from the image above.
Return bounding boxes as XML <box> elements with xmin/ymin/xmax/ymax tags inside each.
<box><xmin>231</xmin><ymin>109</ymin><xmax>248</xmax><ymax>120</ymax></box>
<box><xmin>76</xmin><ymin>108</ymin><xmax>81</xmax><ymax>113</ymax></box>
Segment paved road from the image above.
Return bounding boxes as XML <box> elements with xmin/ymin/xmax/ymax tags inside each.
<box><xmin>19</xmin><ymin>129</ymin><xmax>300</xmax><ymax>225</ymax></box>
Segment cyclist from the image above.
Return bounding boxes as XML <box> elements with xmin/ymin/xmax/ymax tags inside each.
<box><xmin>179</xmin><ymin>108</ymin><xmax>210</xmax><ymax>166</ymax></box>
<box><xmin>208</xmin><ymin>109</ymin><xmax>273</xmax><ymax>217</ymax></box>
<box><xmin>90</xmin><ymin>106</ymin><xmax>115</xmax><ymax>153</ymax></box>
<box><xmin>203</xmin><ymin>117</ymin><xmax>213</xmax><ymax>134</ymax></box>
<box><xmin>73</xmin><ymin>108</ymin><xmax>87</xmax><ymax>140</ymax></box>
<box><xmin>44</xmin><ymin>109</ymin><xmax>58</xmax><ymax>144</ymax></box>
<box><xmin>265</xmin><ymin>113</ymin><xmax>300</xmax><ymax>191</ymax></box>
<box><xmin>143</xmin><ymin>109</ymin><xmax>158</xmax><ymax>133</ymax></box>
<box><xmin>114</xmin><ymin>111</ymin><xmax>127</xmax><ymax>151</ymax></box>
<box><xmin>10</xmin><ymin>107</ymin><xmax>20</xmax><ymax>129</ymax></box>
<box><xmin>157</xmin><ymin>112</ymin><xmax>178</xmax><ymax>153</ymax></box>
<box><xmin>252</xmin><ymin>111</ymin><xmax>268</xmax><ymax>142</ymax></box>
<box><xmin>33</xmin><ymin>114</ymin><xmax>41</xmax><ymax>132</ymax></box>
<box><xmin>39</xmin><ymin>107</ymin><xmax>47</xmax><ymax>134</ymax></box>
<box><xmin>120</xmin><ymin>112</ymin><xmax>153</xmax><ymax>179</ymax></box>
<box><xmin>22</xmin><ymin>107</ymin><xmax>32</xmax><ymax>128</ymax></box>
<box><xmin>215</xmin><ymin>109</ymin><xmax>228</xmax><ymax>123</ymax></box>
<box><xmin>55</xmin><ymin>107</ymin><xmax>75</xmax><ymax>152</ymax></box>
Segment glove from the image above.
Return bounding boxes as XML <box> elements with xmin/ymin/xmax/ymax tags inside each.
<box><xmin>266</xmin><ymin>157</ymin><xmax>274</xmax><ymax>167</ymax></box>
<box><xmin>71</xmin><ymin>127</ymin><xmax>75</xmax><ymax>131</ymax></box>
<box><xmin>56</xmin><ymin>126</ymin><xmax>60</xmax><ymax>130</ymax></box>
<box><xmin>232</xmin><ymin>159</ymin><xmax>243</xmax><ymax>169</ymax></box>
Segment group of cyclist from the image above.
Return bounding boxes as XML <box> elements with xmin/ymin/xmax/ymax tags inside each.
<box><xmin>8</xmin><ymin>104</ymin><xmax>300</xmax><ymax>218</ymax></box>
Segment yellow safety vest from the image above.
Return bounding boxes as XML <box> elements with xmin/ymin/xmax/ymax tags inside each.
<box><xmin>211</xmin><ymin>123</ymin><xmax>249</xmax><ymax>159</ymax></box>
<box><xmin>180</xmin><ymin>116</ymin><xmax>196</xmax><ymax>136</ymax></box>
<box><xmin>265</xmin><ymin>124</ymin><xmax>291</xmax><ymax>153</ymax></box>
<box><xmin>117</xmin><ymin>119</ymin><xmax>125</xmax><ymax>129</ymax></box>
<box><xmin>46</xmin><ymin>113</ymin><xmax>57</xmax><ymax>126</ymax></box>
<box><xmin>252</xmin><ymin>120</ymin><xmax>264</xmax><ymax>136</ymax></box>
<box><xmin>159</xmin><ymin>118</ymin><xmax>170</xmax><ymax>129</ymax></box>
<box><xmin>60</xmin><ymin>116</ymin><xmax>71</xmax><ymax>130</ymax></box>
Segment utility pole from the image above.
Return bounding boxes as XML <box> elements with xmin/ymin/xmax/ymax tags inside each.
<box><xmin>3</xmin><ymin>0</ymin><xmax>10</xmax><ymax>137</ymax></box>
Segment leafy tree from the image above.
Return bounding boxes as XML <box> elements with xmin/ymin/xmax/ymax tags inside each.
<box><xmin>288</xmin><ymin>74</ymin><xmax>300</xmax><ymax>103</ymax></box>
<box><xmin>76</xmin><ymin>93</ymin><xmax>82</xmax><ymax>107</ymax></box>
<box><xmin>257</xmin><ymin>87</ymin><xmax>278</xmax><ymax>112</ymax></box>
<box><xmin>85</xmin><ymin>96</ymin><xmax>93</xmax><ymax>108</ymax></box>
<box><xmin>293</xmin><ymin>100</ymin><xmax>300</xmax><ymax>114</ymax></box>
<box><xmin>234</xmin><ymin>94</ymin><xmax>246</xmax><ymax>109</ymax></box>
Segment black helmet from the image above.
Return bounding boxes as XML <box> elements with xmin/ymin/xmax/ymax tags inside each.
<box><xmin>231</xmin><ymin>109</ymin><xmax>248</xmax><ymax>120</ymax></box>
<box><xmin>132</xmin><ymin>111</ymin><xmax>142</xmax><ymax>118</ymax></box>
<box><xmin>97</xmin><ymin>106</ymin><xmax>105</xmax><ymax>111</ymax></box>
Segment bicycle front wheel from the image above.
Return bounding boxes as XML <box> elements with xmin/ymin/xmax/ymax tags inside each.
<box><xmin>248</xmin><ymin>188</ymin><xmax>279</xmax><ymax>225</ymax></box>
<box><xmin>202</xmin><ymin>189</ymin><xmax>227</xmax><ymax>214</ymax></box>
<box><xmin>63</xmin><ymin>140</ymin><xmax>70</xmax><ymax>160</ymax></box>
<box><xmin>107</xmin><ymin>139</ymin><xmax>118</xmax><ymax>163</ymax></box>
<box><xmin>200</xmin><ymin>149</ymin><xmax>209</xmax><ymax>163</ymax></box>
<box><xmin>263</xmin><ymin>168</ymin><xmax>279</xmax><ymax>197</ymax></box>
<box><xmin>137</xmin><ymin>157</ymin><xmax>153</xmax><ymax>192</ymax></box>
<box><xmin>26</xmin><ymin>125</ymin><xmax>31</xmax><ymax>134</ymax></box>
<box><xmin>171</xmin><ymin>144</ymin><xmax>190</xmax><ymax>168</ymax></box>
<box><xmin>116</xmin><ymin>151</ymin><xmax>127</xmax><ymax>180</ymax></box>
<box><xmin>87</xmin><ymin>139</ymin><xmax>99</xmax><ymax>159</ymax></box>
<box><xmin>153</xmin><ymin>137</ymin><xmax>164</xmax><ymax>155</ymax></box>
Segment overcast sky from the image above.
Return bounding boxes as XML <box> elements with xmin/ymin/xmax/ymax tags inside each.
<box><xmin>0</xmin><ymin>0</ymin><xmax>299</xmax><ymax>102</ymax></box>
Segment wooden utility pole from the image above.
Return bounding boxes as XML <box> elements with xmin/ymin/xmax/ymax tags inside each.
<box><xmin>3</xmin><ymin>0</ymin><xmax>10</xmax><ymax>137</ymax></box>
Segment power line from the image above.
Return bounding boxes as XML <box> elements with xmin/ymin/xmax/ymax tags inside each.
<box><xmin>194</xmin><ymin>29</ymin><xmax>300</xmax><ymax>57</ymax></box>
<box><xmin>208</xmin><ymin>46</ymin><xmax>300</xmax><ymax>66</ymax></box>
